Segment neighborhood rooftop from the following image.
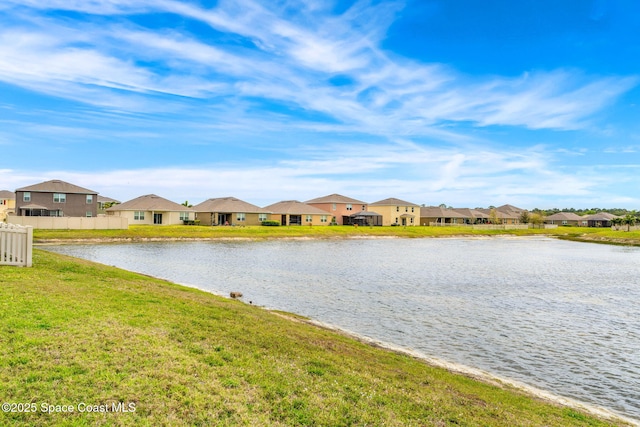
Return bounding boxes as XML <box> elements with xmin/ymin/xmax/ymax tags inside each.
<box><xmin>193</xmin><ymin>197</ymin><xmax>270</xmax><ymax>213</ymax></box>
<box><xmin>305</xmin><ymin>193</ymin><xmax>367</xmax><ymax>205</ymax></box>
<box><xmin>15</xmin><ymin>179</ymin><xmax>97</xmax><ymax>195</ymax></box>
<box><xmin>5</xmin><ymin>178</ymin><xmax>632</xmax><ymax>229</ymax></box>
<box><xmin>106</xmin><ymin>194</ymin><xmax>193</xmax><ymax>211</ymax></box>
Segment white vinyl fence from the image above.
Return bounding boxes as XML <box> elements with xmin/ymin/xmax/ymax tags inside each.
<box><xmin>0</xmin><ymin>223</ymin><xmax>33</xmax><ymax>267</ymax></box>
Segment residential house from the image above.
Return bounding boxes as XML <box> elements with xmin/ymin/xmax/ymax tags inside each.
<box><xmin>369</xmin><ymin>198</ymin><xmax>420</xmax><ymax>226</ymax></box>
<box><xmin>0</xmin><ymin>190</ymin><xmax>16</xmax><ymax>221</ymax></box>
<box><xmin>97</xmin><ymin>196</ymin><xmax>120</xmax><ymax>215</ymax></box>
<box><xmin>305</xmin><ymin>193</ymin><xmax>368</xmax><ymax>225</ymax></box>
<box><xmin>478</xmin><ymin>204</ymin><xmax>525</xmax><ymax>225</ymax></box>
<box><xmin>496</xmin><ymin>204</ymin><xmax>526</xmax><ymax>218</ymax></box>
<box><xmin>344</xmin><ymin>211</ymin><xmax>383</xmax><ymax>226</ymax></box>
<box><xmin>583</xmin><ymin>212</ymin><xmax>618</xmax><ymax>228</ymax></box>
<box><xmin>14</xmin><ymin>180</ymin><xmax>98</xmax><ymax>217</ymax></box>
<box><xmin>263</xmin><ymin>200</ymin><xmax>331</xmax><ymax>226</ymax></box>
<box><xmin>193</xmin><ymin>197</ymin><xmax>271</xmax><ymax>226</ymax></box>
<box><xmin>545</xmin><ymin>212</ymin><xmax>585</xmax><ymax>227</ymax></box>
<box><xmin>106</xmin><ymin>194</ymin><xmax>193</xmax><ymax>225</ymax></box>
<box><xmin>420</xmin><ymin>206</ymin><xmax>467</xmax><ymax>226</ymax></box>
<box><xmin>451</xmin><ymin>208</ymin><xmax>490</xmax><ymax>224</ymax></box>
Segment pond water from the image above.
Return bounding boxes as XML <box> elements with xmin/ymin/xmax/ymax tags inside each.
<box><xmin>44</xmin><ymin>237</ymin><xmax>640</xmax><ymax>422</ymax></box>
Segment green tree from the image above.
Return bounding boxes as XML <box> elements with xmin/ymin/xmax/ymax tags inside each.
<box><xmin>529</xmin><ymin>213</ymin><xmax>545</xmax><ymax>229</ymax></box>
<box><xmin>519</xmin><ymin>211</ymin><xmax>530</xmax><ymax>224</ymax></box>
<box><xmin>489</xmin><ymin>208</ymin><xmax>501</xmax><ymax>225</ymax></box>
<box><xmin>622</xmin><ymin>214</ymin><xmax>636</xmax><ymax>231</ymax></box>
<box><xmin>611</xmin><ymin>217</ymin><xmax>624</xmax><ymax>230</ymax></box>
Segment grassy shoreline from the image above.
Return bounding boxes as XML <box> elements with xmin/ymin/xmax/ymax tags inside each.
<box><xmin>31</xmin><ymin>224</ymin><xmax>640</xmax><ymax>246</ymax></box>
<box><xmin>1</xmin><ymin>249</ymin><xmax>634</xmax><ymax>426</ymax></box>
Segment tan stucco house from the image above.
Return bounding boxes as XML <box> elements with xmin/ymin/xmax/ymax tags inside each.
<box><xmin>193</xmin><ymin>197</ymin><xmax>271</xmax><ymax>226</ymax></box>
<box><xmin>545</xmin><ymin>212</ymin><xmax>585</xmax><ymax>226</ymax></box>
<box><xmin>369</xmin><ymin>198</ymin><xmax>420</xmax><ymax>226</ymax></box>
<box><xmin>305</xmin><ymin>193</ymin><xmax>368</xmax><ymax>225</ymax></box>
<box><xmin>106</xmin><ymin>194</ymin><xmax>193</xmax><ymax>225</ymax></box>
<box><xmin>583</xmin><ymin>212</ymin><xmax>618</xmax><ymax>228</ymax></box>
<box><xmin>263</xmin><ymin>200</ymin><xmax>331</xmax><ymax>226</ymax></box>
<box><xmin>0</xmin><ymin>190</ymin><xmax>16</xmax><ymax>221</ymax></box>
<box><xmin>97</xmin><ymin>196</ymin><xmax>120</xmax><ymax>215</ymax></box>
<box><xmin>420</xmin><ymin>206</ymin><xmax>467</xmax><ymax>226</ymax></box>
<box><xmin>14</xmin><ymin>180</ymin><xmax>98</xmax><ymax>218</ymax></box>
<box><xmin>452</xmin><ymin>208</ymin><xmax>489</xmax><ymax>224</ymax></box>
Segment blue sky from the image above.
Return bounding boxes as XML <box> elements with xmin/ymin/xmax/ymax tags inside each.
<box><xmin>1</xmin><ymin>0</ymin><xmax>639</xmax><ymax>209</ymax></box>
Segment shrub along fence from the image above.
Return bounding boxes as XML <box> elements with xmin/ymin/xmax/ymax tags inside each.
<box><xmin>0</xmin><ymin>223</ymin><xmax>33</xmax><ymax>267</ymax></box>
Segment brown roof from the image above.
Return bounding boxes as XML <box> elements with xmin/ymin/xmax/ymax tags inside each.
<box><xmin>452</xmin><ymin>208</ymin><xmax>489</xmax><ymax>219</ymax></box>
<box><xmin>19</xmin><ymin>203</ymin><xmax>48</xmax><ymax>210</ymax></box>
<box><xmin>97</xmin><ymin>195</ymin><xmax>120</xmax><ymax>203</ymax></box>
<box><xmin>15</xmin><ymin>179</ymin><xmax>97</xmax><ymax>194</ymax></box>
<box><xmin>420</xmin><ymin>206</ymin><xmax>467</xmax><ymax>218</ymax></box>
<box><xmin>0</xmin><ymin>190</ymin><xmax>15</xmax><ymax>199</ymax></box>
<box><xmin>107</xmin><ymin>194</ymin><xmax>192</xmax><ymax>212</ymax></box>
<box><xmin>193</xmin><ymin>197</ymin><xmax>270</xmax><ymax>213</ymax></box>
<box><xmin>263</xmin><ymin>200</ymin><xmax>330</xmax><ymax>215</ymax></box>
<box><xmin>305</xmin><ymin>193</ymin><xmax>367</xmax><ymax>205</ymax></box>
<box><xmin>478</xmin><ymin>208</ymin><xmax>521</xmax><ymax>219</ymax></box>
<box><xmin>370</xmin><ymin>197</ymin><xmax>419</xmax><ymax>207</ymax></box>
<box><xmin>583</xmin><ymin>212</ymin><xmax>619</xmax><ymax>220</ymax></box>
<box><xmin>545</xmin><ymin>212</ymin><xmax>583</xmax><ymax>221</ymax></box>
<box><xmin>496</xmin><ymin>204</ymin><xmax>525</xmax><ymax>215</ymax></box>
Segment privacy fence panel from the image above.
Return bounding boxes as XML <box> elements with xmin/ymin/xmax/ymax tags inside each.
<box><xmin>0</xmin><ymin>223</ymin><xmax>33</xmax><ymax>267</ymax></box>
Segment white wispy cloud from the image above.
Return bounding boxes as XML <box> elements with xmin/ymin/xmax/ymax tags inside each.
<box><xmin>1</xmin><ymin>1</ymin><xmax>638</xmax><ymax>209</ymax></box>
<box><xmin>0</xmin><ymin>0</ymin><xmax>635</xmax><ymax>134</ymax></box>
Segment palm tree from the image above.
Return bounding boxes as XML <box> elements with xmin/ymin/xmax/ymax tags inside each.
<box><xmin>611</xmin><ymin>217</ymin><xmax>623</xmax><ymax>230</ymax></box>
<box><xmin>622</xmin><ymin>214</ymin><xmax>636</xmax><ymax>232</ymax></box>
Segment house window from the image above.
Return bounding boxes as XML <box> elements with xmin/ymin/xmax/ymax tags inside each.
<box><xmin>86</xmin><ymin>195</ymin><xmax>93</xmax><ymax>204</ymax></box>
<box><xmin>134</xmin><ymin>211</ymin><xmax>145</xmax><ymax>221</ymax></box>
<box><xmin>23</xmin><ymin>192</ymin><xmax>31</xmax><ymax>202</ymax></box>
<box><xmin>362</xmin><ymin>205</ymin><xmax>365</xmax><ymax>211</ymax></box>
<box><xmin>405</xmin><ymin>207</ymin><xmax>408</xmax><ymax>212</ymax></box>
<box><xmin>411</xmin><ymin>207</ymin><xmax>414</xmax><ymax>212</ymax></box>
<box><xmin>582</xmin><ymin>221</ymin><xmax>587</xmax><ymax>226</ymax></box>
<box><xmin>53</xmin><ymin>193</ymin><xmax>66</xmax><ymax>203</ymax></box>
<box><xmin>346</xmin><ymin>204</ymin><xmax>352</xmax><ymax>211</ymax></box>
<box><xmin>395</xmin><ymin>217</ymin><xmax>399</xmax><ymax>224</ymax></box>
<box><xmin>321</xmin><ymin>215</ymin><xmax>327</xmax><ymax>223</ymax></box>
<box><xmin>410</xmin><ymin>217</ymin><xmax>414</xmax><ymax>224</ymax></box>
<box><xmin>86</xmin><ymin>211</ymin><xmax>92</xmax><ymax>218</ymax></box>
<box><xmin>180</xmin><ymin>212</ymin><xmax>190</xmax><ymax>221</ymax></box>
<box><xmin>258</xmin><ymin>213</ymin><xmax>267</xmax><ymax>222</ymax></box>
<box><xmin>306</xmin><ymin>215</ymin><xmax>312</xmax><ymax>223</ymax></box>
<box><xmin>332</xmin><ymin>203</ymin><xmax>336</xmax><ymax>211</ymax></box>
<box><xmin>236</xmin><ymin>213</ymin><xmax>246</xmax><ymax>221</ymax></box>
<box><xmin>562</xmin><ymin>220</ymin><xmax>568</xmax><ymax>225</ymax></box>
<box><xmin>50</xmin><ymin>210</ymin><xmax>63</xmax><ymax>217</ymax></box>
<box><xmin>396</xmin><ymin>206</ymin><xmax>399</xmax><ymax>212</ymax></box>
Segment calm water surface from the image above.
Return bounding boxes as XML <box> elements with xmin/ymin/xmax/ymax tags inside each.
<box><xmin>44</xmin><ymin>237</ymin><xmax>640</xmax><ymax>422</ymax></box>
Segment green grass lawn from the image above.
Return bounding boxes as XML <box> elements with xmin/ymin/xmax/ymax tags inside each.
<box><xmin>0</xmin><ymin>250</ymin><xmax>631</xmax><ymax>426</ymax></box>
<box><xmin>32</xmin><ymin>224</ymin><xmax>640</xmax><ymax>246</ymax></box>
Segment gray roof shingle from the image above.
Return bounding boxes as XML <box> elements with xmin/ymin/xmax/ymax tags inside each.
<box><xmin>15</xmin><ymin>179</ymin><xmax>97</xmax><ymax>194</ymax></box>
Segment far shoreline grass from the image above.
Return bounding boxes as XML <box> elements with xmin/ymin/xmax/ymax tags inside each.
<box><xmin>1</xmin><ymin>249</ymin><xmax>634</xmax><ymax>426</ymax></box>
<box><xmin>31</xmin><ymin>224</ymin><xmax>640</xmax><ymax>246</ymax></box>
